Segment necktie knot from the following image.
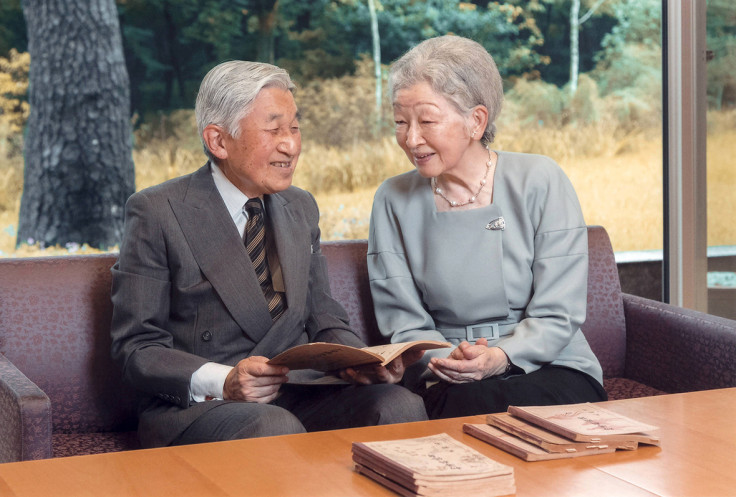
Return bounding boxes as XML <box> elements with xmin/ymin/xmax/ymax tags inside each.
<box><xmin>245</xmin><ymin>198</ymin><xmax>262</xmax><ymax>217</ymax></box>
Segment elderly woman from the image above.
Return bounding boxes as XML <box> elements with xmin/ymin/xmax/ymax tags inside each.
<box><xmin>365</xmin><ymin>35</ymin><xmax>607</xmax><ymax>419</ymax></box>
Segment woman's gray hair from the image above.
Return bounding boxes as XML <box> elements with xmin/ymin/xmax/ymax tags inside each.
<box><xmin>389</xmin><ymin>35</ymin><xmax>504</xmax><ymax>144</ymax></box>
<box><xmin>195</xmin><ymin>61</ymin><xmax>296</xmax><ymax>161</ymax></box>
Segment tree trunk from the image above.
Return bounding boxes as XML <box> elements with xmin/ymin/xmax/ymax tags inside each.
<box><xmin>569</xmin><ymin>0</ymin><xmax>580</xmax><ymax>95</ymax></box>
<box><xmin>368</xmin><ymin>0</ymin><xmax>382</xmax><ymax>136</ymax></box>
<box><xmin>18</xmin><ymin>0</ymin><xmax>135</xmax><ymax>250</ymax></box>
<box><xmin>162</xmin><ymin>0</ymin><xmax>185</xmax><ymax>103</ymax></box>
<box><xmin>256</xmin><ymin>0</ymin><xmax>279</xmax><ymax>64</ymax></box>
<box><xmin>570</xmin><ymin>0</ymin><xmax>607</xmax><ymax>96</ymax></box>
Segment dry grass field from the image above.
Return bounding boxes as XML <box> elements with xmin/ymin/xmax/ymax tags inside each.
<box><xmin>312</xmin><ymin>115</ymin><xmax>736</xmax><ymax>254</ymax></box>
<box><xmin>0</xmin><ymin>111</ymin><xmax>734</xmax><ymax>256</ymax></box>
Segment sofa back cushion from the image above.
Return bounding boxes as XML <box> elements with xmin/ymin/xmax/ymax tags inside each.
<box><xmin>323</xmin><ymin>226</ymin><xmax>627</xmax><ymax>378</ymax></box>
<box><xmin>0</xmin><ymin>255</ymin><xmax>137</xmax><ymax>434</ymax></box>
<box><xmin>582</xmin><ymin>226</ymin><xmax>627</xmax><ymax>378</ymax></box>
<box><xmin>0</xmin><ymin>226</ymin><xmax>626</xmax><ymax>438</ymax></box>
<box><xmin>322</xmin><ymin>240</ymin><xmax>383</xmax><ymax>346</ymax></box>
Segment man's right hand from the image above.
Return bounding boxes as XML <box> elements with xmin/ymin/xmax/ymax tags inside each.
<box><xmin>223</xmin><ymin>356</ymin><xmax>289</xmax><ymax>403</ymax></box>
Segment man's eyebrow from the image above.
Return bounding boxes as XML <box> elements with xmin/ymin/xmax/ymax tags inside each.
<box><xmin>266</xmin><ymin>110</ymin><xmax>301</xmax><ymax>122</ymax></box>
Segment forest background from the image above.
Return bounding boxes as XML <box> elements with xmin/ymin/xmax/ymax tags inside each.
<box><xmin>0</xmin><ymin>0</ymin><xmax>734</xmax><ymax>256</ymax></box>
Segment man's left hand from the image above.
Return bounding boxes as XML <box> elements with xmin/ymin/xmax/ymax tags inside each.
<box><xmin>338</xmin><ymin>349</ymin><xmax>424</xmax><ymax>385</ymax></box>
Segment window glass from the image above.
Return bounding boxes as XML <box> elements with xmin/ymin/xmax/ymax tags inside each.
<box><xmin>706</xmin><ymin>0</ymin><xmax>736</xmax><ymax>319</ymax></box>
<box><xmin>0</xmin><ymin>1</ymin><xmax>663</xmax><ymax>262</ymax></box>
<box><xmin>306</xmin><ymin>1</ymin><xmax>664</xmax><ymax>261</ymax></box>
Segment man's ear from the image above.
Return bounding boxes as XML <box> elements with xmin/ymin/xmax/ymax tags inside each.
<box><xmin>202</xmin><ymin>124</ymin><xmax>229</xmax><ymax>160</ymax></box>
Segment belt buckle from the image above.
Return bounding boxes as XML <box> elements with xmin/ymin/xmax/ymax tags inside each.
<box><xmin>465</xmin><ymin>323</ymin><xmax>499</xmax><ymax>343</ymax></box>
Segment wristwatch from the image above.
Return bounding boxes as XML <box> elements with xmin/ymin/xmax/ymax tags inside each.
<box><xmin>501</xmin><ymin>350</ymin><xmax>512</xmax><ymax>376</ymax></box>
<box><xmin>503</xmin><ymin>360</ymin><xmax>512</xmax><ymax>375</ymax></box>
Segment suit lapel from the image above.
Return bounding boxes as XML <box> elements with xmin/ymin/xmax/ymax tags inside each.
<box><xmin>246</xmin><ymin>193</ymin><xmax>311</xmax><ymax>357</ymax></box>
<box><xmin>169</xmin><ymin>164</ymin><xmax>273</xmax><ymax>343</ymax></box>
<box><xmin>265</xmin><ymin>193</ymin><xmax>310</xmax><ymax>311</ymax></box>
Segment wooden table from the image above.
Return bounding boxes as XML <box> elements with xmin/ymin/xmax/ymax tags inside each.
<box><xmin>1</xmin><ymin>388</ymin><xmax>735</xmax><ymax>497</ymax></box>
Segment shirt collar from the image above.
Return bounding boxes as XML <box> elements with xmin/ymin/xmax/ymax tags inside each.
<box><xmin>210</xmin><ymin>162</ymin><xmax>258</xmax><ymax>221</ymax></box>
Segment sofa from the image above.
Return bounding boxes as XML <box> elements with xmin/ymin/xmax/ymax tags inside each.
<box><xmin>1</xmin><ymin>226</ymin><xmax>735</xmax><ymax>463</ymax></box>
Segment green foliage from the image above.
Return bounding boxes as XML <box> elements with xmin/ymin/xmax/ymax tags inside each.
<box><xmin>118</xmin><ymin>0</ymin><xmax>257</xmax><ymax>113</ymax></box>
<box><xmin>706</xmin><ymin>0</ymin><xmax>736</xmax><ymax>109</ymax></box>
<box><xmin>0</xmin><ymin>0</ymin><xmax>26</xmax><ymax>55</ymax></box>
<box><xmin>116</xmin><ymin>0</ymin><xmax>551</xmax><ymax>117</ymax></box>
<box><xmin>375</xmin><ymin>0</ymin><xmax>547</xmax><ymax>76</ymax></box>
<box><xmin>586</xmin><ymin>0</ymin><xmax>661</xmax><ymax>124</ymax></box>
<box><xmin>523</xmin><ymin>0</ymin><xmax>617</xmax><ymax>86</ymax></box>
<box><xmin>596</xmin><ymin>0</ymin><xmax>660</xmax><ymax>68</ymax></box>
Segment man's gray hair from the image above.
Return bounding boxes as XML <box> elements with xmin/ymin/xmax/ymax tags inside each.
<box><xmin>195</xmin><ymin>61</ymin><xmax>296</xmax><ymax>161</ymax></box>
<box><xmin>389</xmin><ymin>35</ymin><xmax>504</xmax><ymax>144</ymax></box>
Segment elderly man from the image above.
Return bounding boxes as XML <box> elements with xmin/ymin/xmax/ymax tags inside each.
<box><xmin>110</xmin><ymin>61</ymin><xmax>426</xmax><ymax>448</ymax></box>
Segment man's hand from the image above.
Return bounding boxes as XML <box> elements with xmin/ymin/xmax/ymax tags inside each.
<box><xmin>338</xmin><ymin>349</ymin><xmax>425</xmax><ymax>385</ymax></box>
<box><xmin>223</xmin><ymin>356</ymin><xmax>289</xmax><ymax>403</ymax></box>
<box><xmin>427</xmin><ymin>338</ymin><xmax>509</xmax><ymax>383</ymax></box>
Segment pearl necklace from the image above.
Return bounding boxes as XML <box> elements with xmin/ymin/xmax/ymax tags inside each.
<box><xmin>431</xmin><ymin>147</ymin><xmax>493</xmax><ymax>207</ymax></box>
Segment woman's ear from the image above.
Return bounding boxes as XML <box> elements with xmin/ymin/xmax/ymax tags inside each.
<box><xmin>470</xmin><ymin>105</ymin><xmax>489</xmax><ymax>140</ymax></box>
<box><xmin>202</xmin><ymin>124</ymin><xmax>229</xmax><ymax>160</ymax></box>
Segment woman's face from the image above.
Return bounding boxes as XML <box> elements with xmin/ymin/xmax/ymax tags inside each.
<box><xmin>393</xmin><ymin>81</ymin><xmax>474</xmax><ymax>179</ymax></box>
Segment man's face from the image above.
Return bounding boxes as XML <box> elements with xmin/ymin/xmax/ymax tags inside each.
<box><xmin>218</xmin><ymin>87</ymin><xmax>301</xmax><ymax>198</ymax></box>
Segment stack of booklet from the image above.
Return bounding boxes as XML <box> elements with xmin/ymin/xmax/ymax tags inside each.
<box><xmin>352</xmin><ymin>433</ymin><xmax>515</xmax><ymax>496</ymax></box>
<box><xmin>464</xmin><ymin>403</ymin><xmax>660</xmax><ymax>462</ymax></box>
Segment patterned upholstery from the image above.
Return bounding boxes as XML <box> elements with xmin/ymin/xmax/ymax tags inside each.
<box><xmin>581</xmin><ymin>225</ymin><xmax>627</xmax><ymax>378</ymax></box>
<box><xmin>623</xmin><ymin>293</ymin><xmax>736</xmax><ymax>393</ymax></box>
<box><xmin>0</xmin><ymin>254</ymin><xmax>140</xmax><ymax>463</ymax></box>
<box><xmin>0</xmin><ymin>354</ymin><xmax>52</xmax><ymax>462</ymax></box>
<box><xmin>52</xmin><ymin>431</ymin><xmax>139</xmax><ymax>459</ymax></box>
<box><xmin>1</xmin><ymin>226</ymin><xmax>734</xmax><ymax>462</ymax></box>
<box><xmin>603</xmin><ymin>378</ymin><xmax>667</xmax><ymax>400</ymax></box>
<box><xmin>321</xmin><ymin>240</ymin><xmax>382</xmax><ymax>346</ymax></box>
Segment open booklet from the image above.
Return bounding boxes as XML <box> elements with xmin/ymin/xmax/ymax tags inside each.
<box><xmin>464</xmin><ymin>403</ymin><xmax>660</xmax><ymax>462</ymax></box>
<box><xmin>268</xmin><ymin>340</ymin><xmax>450</xmax><ymax>372</ymax></box>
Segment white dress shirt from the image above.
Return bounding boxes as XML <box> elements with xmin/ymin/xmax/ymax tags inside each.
<box><xmin>189</xmin><ymin>163</ymin><xmax>253</xmax><ymax>402</ymax></box>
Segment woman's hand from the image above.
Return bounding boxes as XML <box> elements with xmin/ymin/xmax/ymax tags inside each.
<box><xmin>338</xmin><ymin>349</ymin><xmax>425</xmax><ymax>385</ymax></box>
<box><xmin>427</xmin><ymin>338</ymin><xmax>509</xmax><ymax>383</ymax></box>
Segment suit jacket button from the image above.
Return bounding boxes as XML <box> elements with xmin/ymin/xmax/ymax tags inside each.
<box><xmin>201</xmin><ymin>330</ymin><xmax>212</xmax><ymax>341</ymax></box>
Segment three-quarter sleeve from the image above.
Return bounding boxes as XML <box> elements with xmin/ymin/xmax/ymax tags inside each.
<box><xmin>497</xmin><ymin>159</ymin><xmax>591</xmax><ymax>374</ymax></box>
<box><xmin>367</xmin><ymin>181</ymin><xmax>452</xmax><ymax>388</ymax></box>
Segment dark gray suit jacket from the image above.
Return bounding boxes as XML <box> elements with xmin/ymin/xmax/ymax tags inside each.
<box><xmin>110</xmin><ymin>163</ymin><xmax>364</xmax><ymax>448</ymax></box>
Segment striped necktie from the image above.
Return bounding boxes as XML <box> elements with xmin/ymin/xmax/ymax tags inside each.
<box><xmin>244</xmin><ymin>198</ymin><xmax>285</xmax><ymax>321</ymax></box>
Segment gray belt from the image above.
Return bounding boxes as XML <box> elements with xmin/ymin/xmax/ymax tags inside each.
<box><xmin>439</xmin><ymin>322</ymin><xmax>516</xmax><ymax>343</ymax></box>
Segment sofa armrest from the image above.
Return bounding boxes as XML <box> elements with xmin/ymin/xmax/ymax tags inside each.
<box><xmin>623</xmin><ymin>293</ymin><xmax>736</xmax><ymax>393</ymax></box>
<box><xmin>0</xmin><ymin>353</ymin><xmax>52</xmax><ymax>462</ymax></box>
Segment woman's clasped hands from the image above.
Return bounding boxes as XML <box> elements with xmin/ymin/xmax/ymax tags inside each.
<box><xmin>428</xmin><ymin>338</ymin><xmax>510</xmax><ymax>383</ymax></box>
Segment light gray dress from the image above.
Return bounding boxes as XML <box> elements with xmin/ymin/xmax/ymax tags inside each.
<box><xmin>368</xmin><ymin>151</ymin><xmax>603</xmax><ymax>391</ymax></box>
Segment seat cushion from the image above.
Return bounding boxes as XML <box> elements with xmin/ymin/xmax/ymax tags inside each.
<box><xmin>52</xmin><ymin>431</ymin><xmax>140</xmax><ymax>458</ymax></box>
<box><xmin>603</xmin><ymin>377</ymin><xmax>668</xmax><ymax>401</ymax></box>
